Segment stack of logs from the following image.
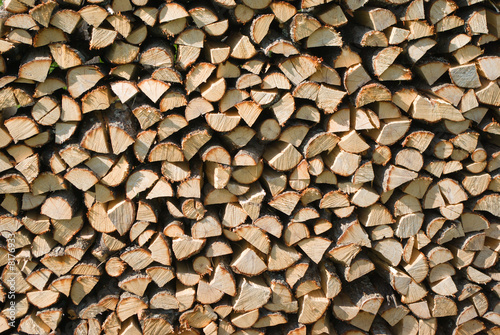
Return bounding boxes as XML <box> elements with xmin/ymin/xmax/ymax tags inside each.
<box><xmin>0</xmin><ymin>0</ymin><xmax>499</xmax><ymax>333</ymax></box>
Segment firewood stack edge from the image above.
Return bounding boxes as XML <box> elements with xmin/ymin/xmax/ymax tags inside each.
<box><xmin>0</xmin><ymin>0</ymin><xmax>499</xmax><ymax>333</ymax></box>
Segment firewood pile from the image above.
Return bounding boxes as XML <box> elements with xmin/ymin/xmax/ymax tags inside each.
<box><xmin>0</xmin><ymin>0</ymin><xmax>499</xmax><ymax>332</ymax></box>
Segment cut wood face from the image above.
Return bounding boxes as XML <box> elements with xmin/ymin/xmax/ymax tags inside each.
<box><xmin>1</xmin><ymin>0</ymin><xmax>500</xmax><ymax>334</ymax></box>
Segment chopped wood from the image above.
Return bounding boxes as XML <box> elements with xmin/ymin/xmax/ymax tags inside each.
<box><xmin>0</xmin><ymin>0</ymin><xmax>497</xmax><ymax>333</ymax></box>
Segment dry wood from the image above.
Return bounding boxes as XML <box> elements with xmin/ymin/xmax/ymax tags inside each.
<box><xmin>0</xmin><ymin>0</ymin><xmax>497</xmax><ymax>333</ymax></box>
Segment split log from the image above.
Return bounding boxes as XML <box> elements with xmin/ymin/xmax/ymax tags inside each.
<box><xmin>0</xmin><ymin>0</ymin><xmax>497</xmax><ymax>333</ymax></box>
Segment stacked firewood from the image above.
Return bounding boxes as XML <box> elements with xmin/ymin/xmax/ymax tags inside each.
<box><xmin>0</xmin><ymin>0</ymin><xmax>499</xmax><ymax>333</ymax></box>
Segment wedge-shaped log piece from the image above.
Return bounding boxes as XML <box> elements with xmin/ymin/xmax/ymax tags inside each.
<box><xmin>264</xmin><ymin>141</ymin><xmax>302</xmax><ymax>171</ymax></box>
<box><xmin>19</xmin><ymin>49</ymin><xmax>52</xmax><ymax>82</ymax></box>
<box><xmin>185</xmin><ymin>62</ymin><xmax>216</xmax><ymax>94</ymax></box>
<box><xmin>339</xmin><ymin>131</ymin><xmax>370</xmax><ymax>154</ymax></box>
<box><xmin>48</xmin><ymin>8</ymin><xmax>80</xmax><ymax>33</ymax></box>
<box><xmin>5</xmin><ymin>13</ymin><xmax>37</xmax><ymax>30</ymax></box>
<box><xmin>189</xmin><ymin>6</ymin><xmax>217</xmax><ymax>28</ymax></box>
<box><xmin>231</xmin><ymin>243</ymin><xmax>267</xmax><ymax>276</ymax></box>
<box><xmin>317</xmin><ymin>4</ymin><xmax>347</xmax><ymax>26</ymax></box>
<box><xmin>209</xmin><ymin>260</ymin><xmax>236</xmax><ymax>296</ymax></box>
<box><xmin>236</xmin><ymin>101</ymin><xmax>262</xmax><ymax>127</ymax></box>
<box><xmin>90</xmin><ymin>27</ymin><xmax>117</xmax><ymax>49</ymax></box>
<box><xmin>324</xmin><ymin>148</ymin><xmax>361</xmax><ymax>177</ymax></box>
<box><xmin>67</xmin><ymin>65</ymin><xmax>105</xmax><ymax>98</ymax></box>
<box><xmin>190</xmin><ymin>212</ymin><xmax>220</xmax><ymax>239</ymax></box>
<box><xmin>332</xmin><ymin>292</ymin><xmax>360</xmax><ymax>322</ymax></box>
<box><xmin>429</xmin><ymin>0</ymin><xmax>458</xmax><ymax>24</ymax></box>
<box><xmin>41</xmin><ymin>191</ymin><xmax>77</xmax><ymax>220</ymax></box>
<box><xmin>125</xmin><ymin>169</ymin><xmax>159</xmax><ymax>199</ymax></box>
<box><xmin>235</xmin><ymin>225</ymin><xmax>270</xmax><ymax>254</ymax></box>
<box><xmin>474</xmin><ymin>194</ymin><xmax>500</xmax><ymax>217</ymax></box>
<box><xmin>380</xmin><ymin>165</ymin><xmax>418</xmax><ymax>192</ymax></box>
<box><xmin>372</xmin><ymin>46</ymin><xmax>403</xmax><ymax>77</ymax></box>
<box><xmin>49</xmin><ymin>43</ymin><xmax>83</xmax><ymax>69</ymax></box>
<box><xmin>298</xmin><ymin>237</ymin><xmax>331</xmax><ymax>264</ymax></box>
<box><xmin>289</xmin><ymin>13</ymin><xmax>321</xmax><ymax>42</ymax></box>
<box><xmin>415</xmin><ymin>59</ymin><xmax>449</xmax><ymax>85</ymax></box>
<box><xmin>475</xmin><ymin>81</ymin><xmax>500</xmax><ymax>106</ymax></box>
<box><xmin>449</xmin><ymin>64</ymin><xmax>481</xmax><ymax>89</ymax></box>
<box><xmin>227</xmin><ymin>32</ymin><xmax>256</xmax><ymax>59</ymax></box>
<box><xmin>437</xmin><ymin>178</ymin><xmax>467</xmax><ymax>205</ymax></box>
<box><xmin>78</xmin><ymin>5</ymin><xmax>107</xmax><ymax>26</ymax></box>
<box><xmin>132</xmin><ymin>105</ymin><xmax>161</xmax><ymax>129</ymax></box>
<box><xmin>116</xmin><ymin>292</ymin><xmax>148</xmax><ymax>322</ymax></box>
<box><xmin>476</xmin><ymin>56</ymin><xmax>500</xmax><ymax>80</ymax></box>
<box><xmin>310</xmin><ymin>64</ymin><xmax>341</xmax><ymax>86</ymax></box>
<box><xmin>267</xmin><ymin>242</ymin><xmax>301</xmax><ymax>271</ymax></box>
<box><xmin>185</xmin><ymin>97</ymin><xmax>214</xmax><ymax>122</ymax></box>
<box><xmin>302</xmin><ymin>131</ymin><xmax>340</xmax><ymax>158</ymax></box>
<box><xmin>140</xmin><ymin>41</ymin><xmax>174</xmax><ymax>68</ymax></box>
<box><xmin>410</xmin><ymin>95</ymin><xmax>464</xmax><ymax>122</ymax></box>
<box><xmin>158</xmin><ymin>114</ymin><xmax>188</xmax><ymax>141</ymax></box>
<box><xmin>152</xmin><ymin>68</ymin><xmax>182</xmax><ymax>84</ymax></box>
<box><xmin>279</xmin><ymin>55</ymin><xmax>319</xmax><ymax>86</ymax></box>
<box><xmin>27</xmin><ymin>290</ymin><xmax>60</xmax><ymax>308</ymax></box>
<box><xmin>263</xmin><ymin>38</ymin><xmax>299</xmax><ymax>57</ymax></box>
<box><xmin>64</xmin><ymin>167</ymin><xmax>97</xmax><ymax>191</ymax></box>
<box><xmin>5</xmin><ymin>116</ymin><xmax>39</xmax><ymax>143</ymax></box>
<box><xmin>298</xmin><ymin>289</ymin><xmax>330</xmax><ymax>324</ymax></box>
<box><xmin>172</xmin><ymin>235</ymin><xmax>205</xmax><ymax>260</ymax></box>
<box><xmin>368</xmin><ymin>117</ymin><xmax>411</xmax><ymax>145</ymax></box>
<box><xmin>344</xmin><ymin>64</ymin><xmax>371</xmax><ymax>95</ymax></box>
<box><xmin>158</xmin><ymin>2</ymin><xmax>189</xmax><ymax>23</ymax></box>
<box><xmin>149</xmin><ymin>286</ymin><xmax>179</xmax><ymax>310</ymax></box>
<box><xmin>355</xmin><ymin>7</ymin><xmax>397</xmax><ymax>31</ymax></box>
<box><xmin>250</xmin><ymin>14</ymin><xmax>274</xmax><ymax>44</ymax></box>
<box><xmin>138</xmin><ymin>78</ymin><xmax>170</xmax><ymax>103</ymax></box>
<box><xmin>182</xmin><ymin>127</ymin><xmax>212</xmax><ymax>161</ymax></box>
<box><xmin>80</xmin><ymin>115</ymin><xmax>110</xmax><ymax>154</ymax></box>
<box><xmin>233</xmin><ymin>277</ymin><xmax>271</xmax><ymax>312</ymax></box>
<box><xmin>71</xmin><ymin>275</ymin><xmax>99</xmax><ymax>305</ymax></box>
<box><xmin>320</xmin><ymin>190</ymin><xmax>349</xmax><ymax>209</ymax></box>
<box><xmin>106</xmin><ymin>197</ymin><xmax>135</xmax><ymax>236</ymax></box>
<box><xmin>334</xmin><ymin>217</ymin><xmax>371</xmax><ymax>249</ymax></box>
<box><xmin>307</xmin><ymin>27</ymin><xmax>342</xmax><ymax>48</ymax></box>
<box><xmin>41</xmin><ymin>246</ymin><xmax>78</xmax><ymax>276</ymax></box>
<box><xmin>270</xmin><ymin>1</ymin><xmax>296</xmax><ymax>23</ymax></box>
<box><xmin>354</xmin><ymin>83</ymin><xmax>392</xmax><ymax>107</ymax></box>
<box><xmin>271</xmin><ymin>93</ymin><xmax>294</xmax><ymax>126</ymax></box>
<box><xmin>81</xmin><ymin>86</ymin><xmax>114</xmax><ymax>114</ymax></box>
